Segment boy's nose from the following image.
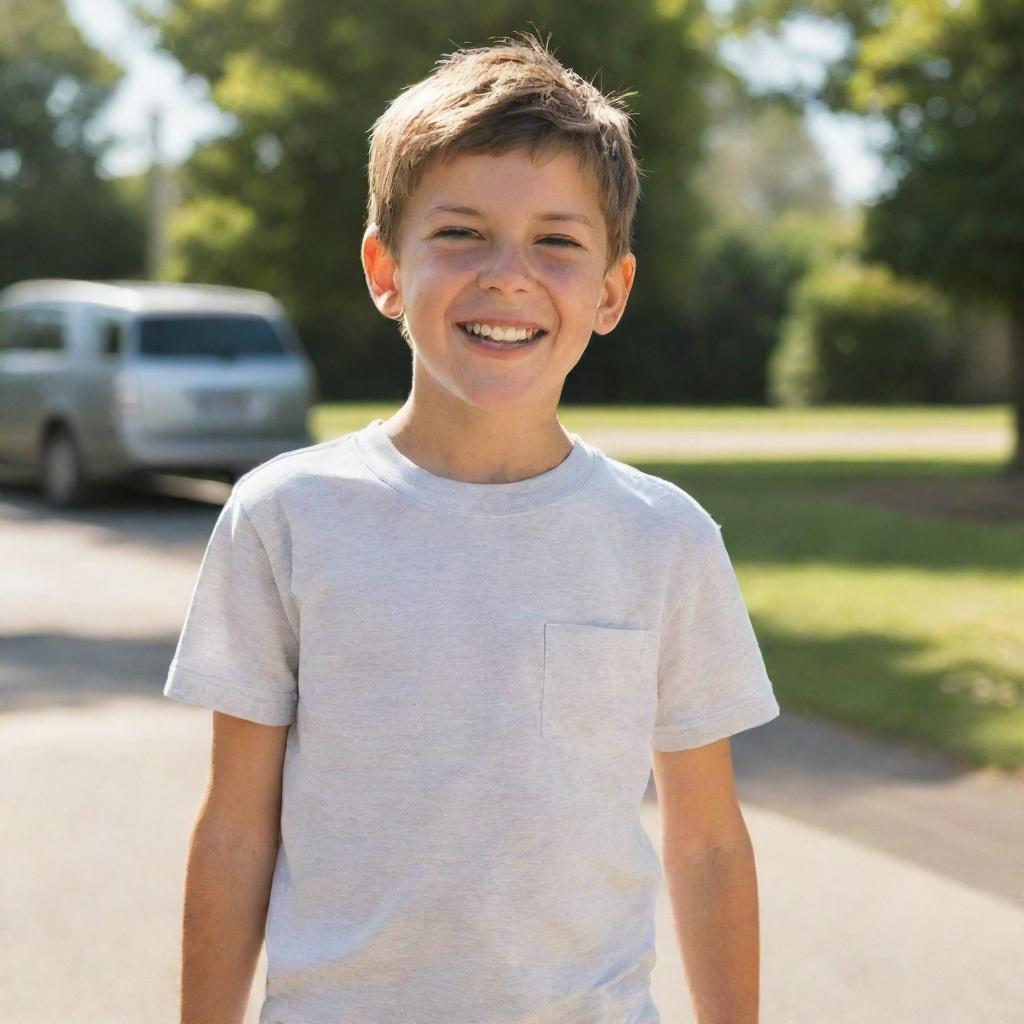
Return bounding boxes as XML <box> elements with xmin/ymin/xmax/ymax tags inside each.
<box><xmin>476</xmin><ymin>242</ymin><xmax>534</xmax><ymax>293</ymax></box>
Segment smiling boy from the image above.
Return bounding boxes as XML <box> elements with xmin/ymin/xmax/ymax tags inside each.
<box><xmin>164</xmin><ymin>33</ymin><xmax>780</xmax><ymax>1024</ymax></box>
<box><xmin>360</xmin><ymin>142</ymin><xmax>625</xmax><ymax>484</ymax></box>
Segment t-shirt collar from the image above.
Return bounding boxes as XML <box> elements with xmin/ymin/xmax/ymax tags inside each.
<box><xmin>354</xmin><ymin>418</ymin><xmax>596</xmax><ymax>516</ymax></box>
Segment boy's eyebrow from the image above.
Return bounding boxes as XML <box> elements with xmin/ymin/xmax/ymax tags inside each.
<box><xmin>426</xmin><ymin>204</ymin><xmax>595</xmax><ymax>229</ymax></box>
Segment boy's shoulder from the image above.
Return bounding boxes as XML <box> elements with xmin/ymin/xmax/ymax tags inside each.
<box><xmin>587</xmin><ymin>447</ymin><xmax>722</xmax><ymax>549</ymax></box>
<box><xmin>228</xmin><ymin>429</ymin><xmax>363</xmax><ymax>523</ymax></box>
<box><xmin>589</xmin><ymin>453</ymin><xmax>732</xmax><ymax>598</ymax></box>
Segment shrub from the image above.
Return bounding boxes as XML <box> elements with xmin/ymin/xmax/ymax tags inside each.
<box><xmin>683</xmin><ymin>220</ymin><xmax>816</xmax><ymax>403</ymax></box>
<box><xmin>769</xmin><ymin>260</ymin><xmax>957</xmax><ymax>405</ymax></box>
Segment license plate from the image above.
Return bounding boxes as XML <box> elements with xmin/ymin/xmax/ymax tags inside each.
<box><xmin>192</xmin><ymin>390</ymin><xmax>251</xmax><ymax>416</ymax></box>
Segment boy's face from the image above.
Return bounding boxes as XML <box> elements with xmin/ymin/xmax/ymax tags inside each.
<box><xmin>362</xmin><ymin>146</ymin><xmax>636</xmax><ymax>420</ymax></box>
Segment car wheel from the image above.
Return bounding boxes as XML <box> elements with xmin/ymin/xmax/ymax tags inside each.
<box><xmin>41</xmin><ymin>428</ymin><xmax>92</xmax><ymax>508</ymax></box>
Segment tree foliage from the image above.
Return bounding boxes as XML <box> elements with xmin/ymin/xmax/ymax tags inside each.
<box><xmin>695</xmin><ymin>78</ymin><xmax>841</xmax><ymax>228</ymax></box>
<box><xmin>0</xmin><ymin>0</ymin><xmax>145</xmax><ymax>288</ymax></box>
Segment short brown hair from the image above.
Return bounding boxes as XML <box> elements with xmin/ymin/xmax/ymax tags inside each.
<box><xmin>366</xmin><ymin>32</ymin><xmax>642</xmax><ymax>269</ymax></box>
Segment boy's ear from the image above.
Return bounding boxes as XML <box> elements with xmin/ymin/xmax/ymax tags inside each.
<box><xmin>593</xmin><ymin>252</ymin><xmax>637</xmax><ymax>335</ymax></box>
<box><xmin>361</xmin><ymin>225</ymin><xmax>404</xmax><ymax>319</ymax></box>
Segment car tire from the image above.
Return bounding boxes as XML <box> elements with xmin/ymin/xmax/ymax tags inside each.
<box><xmin>40</xmin><ymin>428</ymin><xmax>93</xmax><ymax>509</ymax></box>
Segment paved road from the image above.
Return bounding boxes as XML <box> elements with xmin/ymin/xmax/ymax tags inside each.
<box><xmin>2</xmin><ymin>473</ymin><xmax>1022</xmax><ymax>1023</ymax></box>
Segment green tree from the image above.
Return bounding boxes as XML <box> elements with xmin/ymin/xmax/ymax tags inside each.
<box><xmin>724</xmin><ymin>0</ymin><xmax>1024</xmax><ymax>476</ymax></box>
<box><xmin>695</xmin><ymin>81</ymin><xmax>842</xmax><ymax>229</ymax></box>
<box><xmin>0</xmin><ymin>0</ymin><xmax>145</xmax><ymax>287</ymax></box>
<box><xmin>132</xmin><ymin>0</ymin><xmax>718</xmax><ymax>400</ymax></box>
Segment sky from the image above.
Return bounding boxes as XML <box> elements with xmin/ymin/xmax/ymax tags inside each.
<box><xmin>65</xmin><ymin>0</ymin><xmax>890</xmax><ymax>206</ymax></box>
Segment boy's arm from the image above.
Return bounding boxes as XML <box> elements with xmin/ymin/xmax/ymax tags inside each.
<box><xmin>651</xmin><ymin>738</ymin><xmax>762</xmax><ymax>1024</ymax></box>
<box><xmin>177</xmin><ymin>711</ymin><xmax>289</xmax><ymax>1024</ymax></box>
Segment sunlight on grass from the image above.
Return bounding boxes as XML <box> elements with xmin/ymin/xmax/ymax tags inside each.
<box><xmin>740</xmin><ymin>564</ymin><xmax>1023</xmax><ymax>770</ymax></box>
<box><xmin>313</xmin><ymin>402</ymin><xmax>1012</xmax><ymax>438</ymax></box>
<box><xmin>312</xmin><ymin>404</ymin><xmax>1014</xmax><ymax>464</ymax></box>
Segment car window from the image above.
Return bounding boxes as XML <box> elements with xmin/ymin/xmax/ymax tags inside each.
<box><xmin>4</xmin><ymin>307</ymin><xmax>65</xmax><ymax>352</ymax></box>
<box><xmin>138</xmin><ymin>313</ymin><xmax>288</xmax><ymax>360</ymax></box>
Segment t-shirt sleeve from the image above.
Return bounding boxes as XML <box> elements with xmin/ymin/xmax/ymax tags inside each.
<box><xmin>652</xmin><ymin>522</ymin><xmax>780</xmax><ymax>751</ymax></box>
<box><xmin>163</xmin><ymin>487</ymin><xmax>299</xmax><ymax>726</ymax></box>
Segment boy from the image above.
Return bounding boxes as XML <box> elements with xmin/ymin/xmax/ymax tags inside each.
<box><xmin>164</xmin><ymin>33</ymin><xmax>780</xmax><ymax>1024</ymax></box>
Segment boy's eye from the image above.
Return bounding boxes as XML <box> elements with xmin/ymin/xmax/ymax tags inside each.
<box><xmin>433</xmin><ymin>228</ymin><xmax>478</xmax><ymax>239</ymax></box>
<box><xmin>431</xmin><ymin>228</ymin><xmax>581</xmax><ymax>249</ymax></box>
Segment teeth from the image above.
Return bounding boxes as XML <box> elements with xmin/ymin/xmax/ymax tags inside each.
<box><xmin>462</xmin><ymin>323</ymin><xmax>540</xmax><ymax>342</ymax></box>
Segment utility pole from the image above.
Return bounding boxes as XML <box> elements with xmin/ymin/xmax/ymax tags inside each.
<box><xmin>145</xmin><ymin>105</ymin><xmax>168</xmax><ymax>280</ymax></box>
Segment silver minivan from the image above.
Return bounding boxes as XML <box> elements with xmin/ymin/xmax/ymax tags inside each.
<box><xmin>0</xmin><ymin>278</ymin><xmax>319</xmax><ymax>507</ymax></box>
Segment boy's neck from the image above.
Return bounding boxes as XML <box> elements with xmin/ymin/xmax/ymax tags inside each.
<box><xmin>380</xmin><ymin>401</ymin><xmax>575</xmax><ymax>486</ymax></box>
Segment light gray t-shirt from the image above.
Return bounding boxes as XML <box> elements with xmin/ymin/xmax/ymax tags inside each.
<box><xmin>164</xmin><ymin>417</ymin><xmax>780</xmax><ymax>1024</ymax></box>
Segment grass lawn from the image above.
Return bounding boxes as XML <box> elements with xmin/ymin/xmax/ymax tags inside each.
<box><xmin>311</xmin><ymin>404</ymin><xmax>1023</xmax><ymax>774</ymax></box>
<box><xmin>313</xmin><ymin>402</ymin><xmax>1012</xmax><ymax>437</ymax></box>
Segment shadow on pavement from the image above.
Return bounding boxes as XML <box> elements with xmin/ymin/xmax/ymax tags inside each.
<box><xmin>0</xmin><ymin>631</ymin><xmax>179</xmax><ymax>712</ymax></box>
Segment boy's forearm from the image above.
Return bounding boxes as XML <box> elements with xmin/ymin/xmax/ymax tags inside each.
<box><xmin>662</xmin><ymin>833</ymin><xmax>762</xmax><ymax>1024</ymax></box>
<box><xmin>178</xmin><ymin>827</ymin><xmax>279</xmax><ymax>1024</ymax></box>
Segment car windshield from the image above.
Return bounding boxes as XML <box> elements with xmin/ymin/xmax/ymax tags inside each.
<box><xmin>138</xmin><ymin>314</ymin><xmax>288</xmax><ymax>359</ymax></box>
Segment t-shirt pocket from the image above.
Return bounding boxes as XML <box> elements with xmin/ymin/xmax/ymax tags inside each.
<box><xmin>541</xmin><ymin>622</ymin><xmax>658</xmax><ymax>781</ymax></box>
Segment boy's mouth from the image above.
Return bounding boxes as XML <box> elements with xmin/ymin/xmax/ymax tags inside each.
<box><xmin>455</xmin><ymin>322</ymin><xmax>547</xmax><ymax>347</ymax></box>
